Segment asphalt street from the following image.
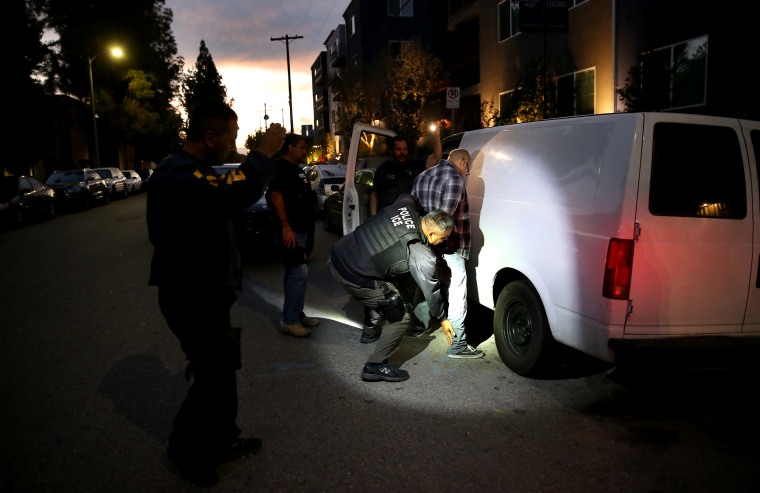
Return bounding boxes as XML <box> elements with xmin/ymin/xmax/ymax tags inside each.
<box><xmin>1</xmin><ymin>193</ymin><xmax>759</xmax><ymax>492</ymax></box>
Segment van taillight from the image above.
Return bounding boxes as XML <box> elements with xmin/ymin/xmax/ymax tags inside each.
<box><xmin>603</xmin><ymin>238</ymin><xmax>634</xmax><ymax>300</ymax></box>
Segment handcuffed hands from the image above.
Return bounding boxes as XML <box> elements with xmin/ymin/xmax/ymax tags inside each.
<box><xmin>440</xmin><ymin>319</ymin><xmax>454</xmax><ymax>345</ymax></box>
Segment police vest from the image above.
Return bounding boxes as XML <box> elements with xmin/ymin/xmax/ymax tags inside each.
<box><xmin>357</xmin><ymin>200</ymin><xmax>423</xmax><ymax>277</ymax></box>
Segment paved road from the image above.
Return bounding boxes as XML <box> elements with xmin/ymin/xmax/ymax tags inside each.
<box><xmin>1</xmin><ymin>193</ymin><xmax>759</xmax><ymax>492</ymax></box>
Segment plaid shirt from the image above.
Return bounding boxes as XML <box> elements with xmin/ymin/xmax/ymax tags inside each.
<box><xmin>412</xmin><ymin>159</ymin><xmax>470</xmax><ymax>259</ymax></box>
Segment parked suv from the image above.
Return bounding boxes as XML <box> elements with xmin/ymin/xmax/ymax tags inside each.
<box><xmin>93</xmin><ymin>167</ymin><xmax>128</xmax><ymax>200</ymax></box>
<box><xmin>46</xmin><ymin>169</ymin><xmax>110</xmax><ymax>210</ymax></box>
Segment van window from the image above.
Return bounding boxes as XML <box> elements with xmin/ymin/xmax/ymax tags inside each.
<box><xmin>649</xmin><ymin>122</ymin><xmax>746</xmax><ymax>219</ymax></box>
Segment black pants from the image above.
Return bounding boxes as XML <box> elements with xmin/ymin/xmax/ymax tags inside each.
<box><xmin>158</xmin><ymin>286</ymin><xmax>241</xmax><ymax>455</ymax></box>
<box><xmin>328</xmin><ymin>262</ymin><xmax>408</xmax><ymax>364</ymax></box>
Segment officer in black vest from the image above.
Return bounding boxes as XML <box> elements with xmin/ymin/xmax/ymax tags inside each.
<box><xmin>328</xmin><ymin>194</ymin><xmax>455</xmax><ymax>382</ymax></box>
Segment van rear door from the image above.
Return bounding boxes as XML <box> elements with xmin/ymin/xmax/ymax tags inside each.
<box><xmin>627</xmin><ymin>114</ymin><xmax>753</xmax><ymax>336</ymax></box>
<box><xmin>739</xmin><ymin>120</ymin><xmax>760</xmax><ymax>334</ymax></box>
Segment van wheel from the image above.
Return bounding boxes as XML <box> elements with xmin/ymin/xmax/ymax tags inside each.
<box><xmin>494</xmin><ymin>280</ymin><xmax>553</xmax><ymax>376</ymax></box>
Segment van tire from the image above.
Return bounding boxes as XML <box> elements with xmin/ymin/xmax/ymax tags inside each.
<box><xmin>494</xmin><ymin>280</ymin><xmax>553</xmax><ymax>376</ymax></box>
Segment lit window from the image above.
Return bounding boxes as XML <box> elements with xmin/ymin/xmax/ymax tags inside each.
<box><xmin>556</xmin><ymin>68</ymin><xmax>595</xmax><ymax>117</ymax></box>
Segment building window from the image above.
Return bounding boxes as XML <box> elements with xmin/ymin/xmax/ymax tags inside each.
<box><xmin>389</xmin><ymin>0</ymin><xmax>413</xmax><ymax>17</ymax></box>
<box><xmin>389</xmin><ymin>40</ymin><xmax>411</xmax><ymax>61</ymax></box>
<box><xmin>499</xmin><ymin>90</ymin><xmax>514</xmax><ymax>115</ymax></box>
<box><xmin>556</xmin><ymin>68</ymin><xmax>595</xmax><ymax>117</ymax></box>
<box><xmin>641</xmin><ymin>35</ymin><xmax>708</xmax><ymax>111</ymax></box>
<box><xmin>498</xmin><ymin>0</ymin><xmax>520</xmax><ymax>42</ymax></box>
<box><xmin>351</xmin><ymin>15</ymin><xmax>355</xmax><ymax>36</ymax></box>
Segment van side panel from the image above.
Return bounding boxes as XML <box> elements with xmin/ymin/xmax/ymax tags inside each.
<box><xmin>461</xmin><ymin>114</ymin><xmax>641</xmax><ymax>361</ymax></box>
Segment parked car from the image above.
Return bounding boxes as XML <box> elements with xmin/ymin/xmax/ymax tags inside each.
<box><xmin>45</xmin><ymin>168</ymin><xmax>110</xmax><ymax>210</ymax></box>
<box><xmin>0</xmin><ymin>175</ymin><xmax>57</xmax><ymax>228</ymax></box>
<box><xmin>304</xmin><ymin>164</ymin><xmax>347</xmax><ymax>212</ymax></box>
<box><xmin>212</xmin><ymin>163</ymin><xmax>276</xmax><ymax>257</ymax></box>
<box><xmin>323</xmin><ymin>168</ymin><xmax>373</xmax><ymax>234</ymax></box>
<box><xmin>122</xmin><ymin>170</ymin><xmax>142</xmax><ymax>194</ymax></box>
<box><xmin>136</xmin><ymin>168</ymin><xmax>153</xmax><ymax>189</ymax></box>
<box><xmin>93</xmin><ymin>167</ymin><xmax>128</xmax><ymax>200</ymax></box>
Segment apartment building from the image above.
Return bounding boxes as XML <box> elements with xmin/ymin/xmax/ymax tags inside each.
<box><xmin>452</xmin><ymin>0</ymin><xmax>759</xmax><ymax>123</ymax></box>
<box><xmin>313</xmin><ymin>0</ymin><xmax>759</xmax><ymax>156</ymax></box>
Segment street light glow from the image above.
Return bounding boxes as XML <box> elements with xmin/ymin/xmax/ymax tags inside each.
<box><xmin>88</xmin><ymin>46</ymin><xmax>124</xmax><ymax>167</ymax></box>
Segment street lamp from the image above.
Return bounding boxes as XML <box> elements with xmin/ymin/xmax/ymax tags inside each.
<box><xmin>88</xmin><ymin>47</ymin><xmax>123</xmax><ymax>167</ymax></box>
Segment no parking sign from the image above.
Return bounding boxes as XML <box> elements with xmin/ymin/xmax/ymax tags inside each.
<box><xmin>446</xmin><ymin>87</ymin><xmax>460</xmax><ymax>109</ymax></box>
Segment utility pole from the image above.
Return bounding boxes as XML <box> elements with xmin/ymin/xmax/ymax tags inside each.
<box><xmin>270</xmin><ymin>34</ymin><xmax>303</xmax><ymax>134</ymax></box>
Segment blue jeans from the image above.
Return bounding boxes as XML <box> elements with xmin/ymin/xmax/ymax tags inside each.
<box><xmin>280</xmin><ymin>232</ymin><xmax>309</xmax><ymax>324</ymax></box>
<box><xmin>442</xmin><ymin>252</ymin><xmax>468</xmax><ymax>352</ymax></box>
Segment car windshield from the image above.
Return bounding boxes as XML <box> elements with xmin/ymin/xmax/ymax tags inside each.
<box><xmin>96</xmin><ymin>169</ymin><xmax>113</xmax><ymax>178</ymax></box>
<box><xmin>46</xmin><ymin>171</ymin><xmax>86</xmax><ymax>185</ymax></box>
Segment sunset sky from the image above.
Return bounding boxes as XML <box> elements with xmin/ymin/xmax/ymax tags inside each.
<box><xmin>165</xmin><ymin>0</ymin><xmax>347</xmax><ymax>145</ymax></box>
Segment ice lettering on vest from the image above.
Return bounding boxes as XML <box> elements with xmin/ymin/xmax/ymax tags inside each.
<box><xmin>391</xmin><ymin>207</ymin><xmax>416</xmax><ymax>229</ymax></box>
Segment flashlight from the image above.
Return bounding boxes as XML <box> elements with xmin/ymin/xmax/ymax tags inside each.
<box><xmin>429</xmin><ymin>123</ymin><xmax>438</xmax><ymax>132</ymax></box>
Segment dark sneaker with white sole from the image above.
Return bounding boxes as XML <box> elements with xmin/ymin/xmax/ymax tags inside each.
<box><xmin>447</xmin><ymin>344</ymin><xmax>485</xmax><ymax>359</ymax></box>
<box><xmin>361</xmin><ymin>362</ymin><xmax>410</xmax><ymax>382</ymax></box>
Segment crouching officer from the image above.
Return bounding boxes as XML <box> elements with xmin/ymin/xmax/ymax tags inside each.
<box><xmin>328</xmin><ymin>194</ymin><xmax>456</xmax><ymax>382</ymax></box>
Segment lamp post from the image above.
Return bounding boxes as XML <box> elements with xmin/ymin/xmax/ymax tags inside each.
<box><xmin>88</xmin><ymin>47</ymin><xmax>123</xmax><ymax>167</ymax></box>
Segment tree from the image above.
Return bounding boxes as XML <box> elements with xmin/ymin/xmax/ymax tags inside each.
<box><xmin>382</xmin><ymin>41</ymin><xmax>445</xmax><ymax>144</ymax></box>
<box><xmin>39</xmin><ymin>0</ymin><xmax>184</xmax><ymax>166</ymax></box>
<box><xmin>6</xmin><ymin>0</ymin><xmax>51</xmax><ymax>176</ymax></box>
<box><xmin>336</xmin><ymin>41</ymin><xmax>445</xmax><ymax>149</ymax></box>
<box><xmin>333</xmin><ymin>63</ymin><xmax>382</xmax><ymax>134</ymax></box>
<box><xmin>480</xmin><ymin>97</ymin><xmax>499</xmax><ymax>128</ymax></box>
<box><xmin>119</xmin><ymin>70</ymin><xmax>183</xmax><ymax>163</ymax></box>
<box><xmin>181</xmin><ymin>40</ymin><xmax>228</xmax><ymax>117</ymax></box>
<box><xmin>333</xmin><ymin>63</ymin><xmax>386</xmax><ymax>156</ymax></box>
<box><xmin>496</xmin><ymin>61</ymin><xmax>555</xmax><ymax>125</ymax></box>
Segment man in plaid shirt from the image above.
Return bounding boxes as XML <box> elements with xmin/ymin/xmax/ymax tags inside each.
<box><xmin>411</xmin><ymin>148</ymin><xmax>484</xmax><ymax>358</ymax></box>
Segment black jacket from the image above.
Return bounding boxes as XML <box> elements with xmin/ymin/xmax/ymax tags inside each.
<box><xmin>147</xmin><ymin>150</ymin><xmax>275</xmax><ymax>288</ymax></box>
<box><xmin>330</xmin><ymin>194</ymin><xmax>445</xmax><ymax>319</ymax></box>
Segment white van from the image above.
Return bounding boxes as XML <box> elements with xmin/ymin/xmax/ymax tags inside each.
<box><xmin>343</xmin><ymin>113</ymin><xmax>760</xmax><ymax>375</ymax></box>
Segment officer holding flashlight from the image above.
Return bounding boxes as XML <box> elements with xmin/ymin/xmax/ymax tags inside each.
<box><xmin>328</xmin><ymin>194</ymin><xmax>455</xmax><ymax>382</ymax></box>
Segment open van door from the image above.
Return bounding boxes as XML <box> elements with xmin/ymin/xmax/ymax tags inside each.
<box><xmin>342</xmin><ymin>123</ymin><xmax>396</xmax><ymax>235</ymax></box>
